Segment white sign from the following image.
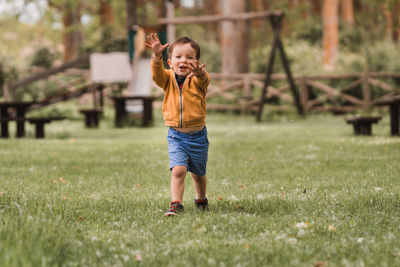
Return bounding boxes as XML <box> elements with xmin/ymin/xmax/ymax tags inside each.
<box><xmin>90</xmin><ymin>52</ymin><xmax>132</xmax><ymax>82</ymax></box>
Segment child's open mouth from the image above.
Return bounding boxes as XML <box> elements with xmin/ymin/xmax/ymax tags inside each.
<box><xmin>179</xmin><ymin>66</ymin><xmax>188</xmax><ymax>71</ymax></box>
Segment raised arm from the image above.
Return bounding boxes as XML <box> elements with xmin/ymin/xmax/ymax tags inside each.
<box><xmin>146</xmin><ymin>33</ymin><xmax>170</xmax><ymax>90</ymax></box>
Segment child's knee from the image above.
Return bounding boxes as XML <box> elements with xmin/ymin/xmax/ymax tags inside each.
<box><xmin>172</xmin><ymin>166</ymin><xmax>187</xmax><ymax>178</ymax></box>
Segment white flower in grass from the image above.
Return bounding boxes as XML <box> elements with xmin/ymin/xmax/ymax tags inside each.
<box><xmin>297</xmin><ymin>228</ymin><xmax>307</xmax><ymax>237</ymax></box>
<box><xmin>229</xmin><ymin>195</ymin><xmax>238</xmax><ymax>201</ymax></box>
<box><xmin>122</xmin><ymin>255</ymin><xmax>130</xmax><ymax>262</ymax></box>
<box><xmin>256</xmin><ymin>193</ymin><xmax>265</xmax><ymax>200</ymax></box>
<box><xmin>274</xmin><ymin>233</ymin><xmax>287</xmax><ymax>241</ymax></box>
<box><xmin>305</xmin><ymin>154</ymin><xmax>316</xmax><ymax>160</ymax></box>
<box><xmin>374</xmin><ymin>187</ymin><xmax>383</xmax><ymax>191</ymax></box>
<box><xmin>357</xmin><ymin>237</ymin><xmax>364</xmax><ymax>243</ymax></box>
<box><xmin>295</xmin><ymin>222</ymin><xmax>311</xmax><ymax>228</ymax></box>
<box><xmin>286</xmin><ymin>237</ymin><xmax>297</xmax><ymax>244</ymax></box>
<box><xmin>207</xmin><ymin>258</ymin><xmax>216</xmax><ymax>265</ymax></box>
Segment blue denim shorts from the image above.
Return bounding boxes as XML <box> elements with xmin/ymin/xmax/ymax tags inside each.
<box><xmin>167</xmin><ymin>126</ymin><xmax>209</xmax><ymax>176</ymax></box>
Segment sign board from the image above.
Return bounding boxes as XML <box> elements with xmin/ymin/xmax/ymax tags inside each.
<box><xmin>90</xmin><ymin>52</ymin><xmax>132</xmax><ymax>82</ymax></box>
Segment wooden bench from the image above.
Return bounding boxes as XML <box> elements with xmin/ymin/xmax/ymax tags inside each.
<box><xmin>109</xmin><ymin>96</ymin><xmax>155</xmax><ymax>127</ymax></box>
<box><xmin>79</xmin><ymin>108</ymin><xmax>103</xmax><ymax>128</ymax></box>
<box><xmin>27</xmin><ymin>117</ymin><xmax>67</xmax><ymax>138</ymax></box>
<box><xmin>345</xmin><ymin>116</ymin><xmax>382</xmax><ymax>135</ymax></box>
<box><xmin>0</xmin><ymin>117</ymin><xmax>66</xmax><ymax>138</ymax></box>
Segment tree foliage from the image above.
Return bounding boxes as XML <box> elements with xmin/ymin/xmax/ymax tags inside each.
<box><xmin>1</xmin><ymin>0</ymin><xmax>400</xmax><ymax>73</ymax></box>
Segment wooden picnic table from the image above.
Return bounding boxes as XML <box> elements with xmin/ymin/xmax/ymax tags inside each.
<box><xmin>109</xmin><ymin>96</ymin><xmax>155</xmax><ymax>127</ymax></box>
<box><xmin>0</xmin><ymin>101</ymin><xmax>36</xmax><ymax>138</ymax></box>
<box><xmin>345</xmin><ymin>116</ymin><xmax>381</xmax><ymax>135</ymax></box>
<box><xmin>375</xmin><ymin>94</ymin><xmax>400</xmax><ymax>136</ymax></box>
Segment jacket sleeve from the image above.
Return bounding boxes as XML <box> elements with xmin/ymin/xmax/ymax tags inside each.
<box><xmin>192</xmin><ymin>69</ymin><xmax>210</xmax><ymax>94</ymax></box>
<box><xmin>151</xmin><ymin>57</ymin><xmax>170</xmax><ymax>91</ymax></box>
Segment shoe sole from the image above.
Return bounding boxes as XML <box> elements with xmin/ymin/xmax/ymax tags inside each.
<box><xmin>164</xmin><ymin>211</ymin><xmax>179</xmax><ymax>217</ymax></box>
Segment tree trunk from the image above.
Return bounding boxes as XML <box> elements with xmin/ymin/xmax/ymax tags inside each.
<box><xmin>340</xmin><ymin>0</ymin><xmax>354</xmax><ymax>26</ymax></box>
<box><xmin>299</xmin><ymin>0</ymin><xmax>309</xmax><ymax>20</ymax></box>
<box><xmin>62</xmin><ymin>2</ymin><xmax>82</xmax><ymax>62</ymax></box>
<box><xmin>204</xmin><ymin>0</ymin><xmax>220</xmax><ymax>42</ymax></box>
<box><xmin>383</xmin><ymin>2</ymin><xmax>400</xmax><ymax>43</ymax></box>
<box><xmin>383</xmin><ymin>4</ymin><xmax>393</xmax><ymax>41</ymax></box>
<box><xmin>250</xmin><ymin>0</ymin><xmax>264</xmax><ymax>29</ymax></box>
<box><xmin>310</xmin><ymin>0</ymin><xmax>322</xmax><ymax>15</ymax></box>
<box><xmin>392</xmin><ymin>3</ymin><xmax>400</xmax><ymax>43</ymax></box>
<box><xmin>220</xmin><ymin>0</ymin><xmax>249</xmax><ymax>74</ymax></box>
<box><xmin>322</xmin><ymin>0</ymin><xmax>338</xmax><ymax>71</ymax></box>
<box><xmin>126</xmin><ymin>0</ymin><xmax>136</xmax><ymax>30</ymax></box>
<box><xmin>166</xmin><ymin>0</ymin><xmax>176</xmax><ymax>43</ymax></box>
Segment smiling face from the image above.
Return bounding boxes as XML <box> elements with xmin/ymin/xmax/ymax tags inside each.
<box><xmin>168</xmin><ymin>43</ymin><xmax>198</xmax><ymax>77</ymax></box>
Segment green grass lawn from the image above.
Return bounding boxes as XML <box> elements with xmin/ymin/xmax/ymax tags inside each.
<box><xmin>1</xmin><ymin>110</ymin><xmax>400</xmax><ymax>266</ymax></box>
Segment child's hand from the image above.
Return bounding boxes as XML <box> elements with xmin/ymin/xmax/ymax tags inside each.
<box><xmin>145</xmin><ymin>33</ymin><xmax>169</xmax><ymax>59</ymax></box>
<box><xmin>187</xmin><ymin>60</ymin><xmax>206</xmax><ymax>79</ymax></box>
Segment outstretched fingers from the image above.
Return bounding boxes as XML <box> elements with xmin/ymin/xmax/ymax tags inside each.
<box><xmin>187</xmin><ymin>62</ymin><xmax>206</xmax><ymax>78</ymax></box>
<box><xmin>145</xmin><ymin>33</ymin><xmax>157</xmax><ymax>47</ymax></box>
<box><xmin>188</xmin><ymin>62</ymin><xmax>205</xmax><ymax>71</ymax></box>
<box><xmin>145</xmin><ymin>33</ymin><xmax>169</xmax><ymax>53</ymax></box>
<box><xmin>162</xmin><ymin>43</ymin><xmax>170</xmax><ymax>50</ymax></box>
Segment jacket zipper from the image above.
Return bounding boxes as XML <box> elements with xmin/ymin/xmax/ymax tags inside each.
<box><xmin>173</xmin><ymin>76</ymin><xmax>183</xmax><ymax>127</ymax></box>
<box><xmin>179</xmin><ymin>90</ymin><xmax>183</xmax><ymax>127</ymax></box>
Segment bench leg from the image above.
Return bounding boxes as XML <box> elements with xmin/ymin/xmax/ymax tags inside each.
<box><xmin>16</xmin><ymin>108</ymin><xmax>26</xmax><ymax>138</ymax></box>
<box><xmin>1</xmin><ymin>121</ymin><xmax>9</xmax><ymax>138</ymax></box>
<box><xmin>93</xmin><ymin>114</ymin><xmax>99</xmax><ymax>127</ymax></box>
<box><xmin>88</xmin><ymin>114</ymin><xmax>99</xmax><ymax>128</ymax></box>
<box><xmin>353</xmin><ymin>123</ymin><xmax>372</xmax><ymax>135</ymax></box>
<box><xmin>142</xmin><ymin>99</ymin><xmax>153</xmax><ymax>127</ymax></box>
<box><xmin>359</xmin><ymin>124</ymin><xmax>372</xmax><ymax>135</ymax></box>
<box><xmin>35</xmin><ymin>123</ymin><xmax>45</xmax><ymax>138</ymax></box>
<box><xmin>389</xmin><ymin>104</ymin><xmax>399</xmax><ymax>136</ymax></box>
<box><xmin>353</xmin><ymin>123</ymin><xmax>361</xmax><ymax>135</ymax></box>
<box><xmin>1</xmin><ymin>108</ymin><xmax>9</xmax><ymax>138</ymax></box>
<box><xmin>84</xmin><ymin>114</ymin><xmax>98</xmax><ymax>128</ymax></box>
<box><xmin>16</xmin><ymin>122</ymin><xmax>25</xmax><ymax>138</ymax></box>
<box><xmin>114</xmin><ymin>99</ymin><xmax>127</xmax><ymax>128</ymax></box>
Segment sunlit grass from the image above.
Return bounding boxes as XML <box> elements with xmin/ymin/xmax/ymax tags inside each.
<box><xmin>1</xmin><ymin>111</ymin><xmax>400</xmax><ymax>266</ymax></box>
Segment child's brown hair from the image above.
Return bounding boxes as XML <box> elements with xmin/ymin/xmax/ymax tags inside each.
<box><xmin>168</xmin><ymin>36</ymin><xmax>201</xmax><ymax>60</ymax></box>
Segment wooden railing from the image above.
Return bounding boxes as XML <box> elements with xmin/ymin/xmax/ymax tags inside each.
<box><xmin>7</xmin><ymin>56</ymin><xmax>90</xmax><ymax>91</ymax></box>
<box><xmin>3</xmin><ymin>56</ymin><xmax>90</xmax><ymax>102</ymax></box>
<box><xmin>153</xmin><ymin>72</ymin><xmax>400</xmax><ymax>113</ymax></box>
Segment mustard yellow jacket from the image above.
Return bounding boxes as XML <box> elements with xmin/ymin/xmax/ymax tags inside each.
<box><xmin>151</xmin><ymin>57</ymin><xmax>210</xmax><ymax>127</ymax></box>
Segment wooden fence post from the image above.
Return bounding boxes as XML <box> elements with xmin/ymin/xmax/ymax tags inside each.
<box><xmin>256</xmin><ymin>14</ymin><xmax>304</xmax><ymax>121</ymax></box>
<box><xmin>362</xmin><ymin>72</ymin><xmax>371</xmax><ymax>111</ymax></box>
<box><xmin>256</xmin><ymin>15</ymin><xmax>279</xmax><ymax>122</ymax></box>
<box><xmin>300</xmin><ymin>76</ymin><xmax>309</xmax><ymax>111</ymax></box>
<box><xmin>242</xmin><ymin>74</ymin><xmax>252</xmax><ymax>114</ymax></box>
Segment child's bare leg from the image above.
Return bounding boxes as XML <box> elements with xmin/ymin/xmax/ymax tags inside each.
<box><xmin>171</xmin><ymin>166</ymin><xmax>187</xmax><ymax>202</ymax></box>
<box><xmin>191</xmin><ymin>173</ymin><xmax>207</xmax><ymax>199</ymax></box>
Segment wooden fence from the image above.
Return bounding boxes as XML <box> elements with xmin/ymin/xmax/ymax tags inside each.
<box><xmin>153</xmin><ymin>72</ymin><xmax>400</xmax><ymax>114</ymax></box>
<box><xmin>6</xmin><ymin>61</ymin><xmax>400</xmax><ymax>115</ymax></box>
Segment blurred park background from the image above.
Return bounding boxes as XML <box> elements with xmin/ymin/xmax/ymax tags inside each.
<box><xmin>2</xmin><ymin>2</ymin><xmax>400</xmax><ymax>266</ymax></box>
<box><xmin>0</xmin><ymin>0</ymin><xmax>400</xmax><ymax>118</ymax></box>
